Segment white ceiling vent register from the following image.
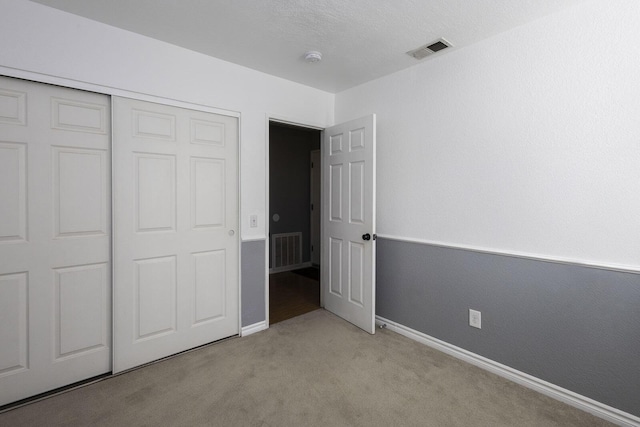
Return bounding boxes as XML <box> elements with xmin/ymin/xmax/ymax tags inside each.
<box><xmin>407</xmin><ymin>38</ymin><xmax>452</xmax><ymax>60</ymax></box>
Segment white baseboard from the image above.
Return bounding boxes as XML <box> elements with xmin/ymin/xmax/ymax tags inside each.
<box><xmin>375</xmin><ymin>315</ymin><xmax>640</xmax><ymax>427</ymax></box>
<box><xmin>269</xmin><ymin>261</ymin><xmax>312</xmax><ymax>274</ymax></box>
<box><xmin>241</xmin><ymin>321</ymin><xmax>268</xmax><ymax>337</ymax></box>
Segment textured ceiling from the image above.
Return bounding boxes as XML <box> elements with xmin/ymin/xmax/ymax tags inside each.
<box><xmin>30</xmin><ymin>0</ymin><xmax>584</xmax><ymax>93</ymax></box>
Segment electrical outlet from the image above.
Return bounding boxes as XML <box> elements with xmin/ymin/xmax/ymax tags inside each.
<box><xmin>469</xmin><ymin>309</ymin><xmax>482</xmax><ymax>329</ymax></box>
<box><xmin>250</xmin><ymin>215</ymin><xmax>258</xmax><ymax>228</ymax></box>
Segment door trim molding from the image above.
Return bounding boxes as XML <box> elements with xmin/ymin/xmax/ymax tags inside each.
<box><xmin>376</xmin><ymin>315</ymin><xmax>640</xmax><ymax>427</ymax></box>
<box><xmin>0</xmin><ymin>66</ymin><xmax>241</xmax><ymax>118</ymax></box>
<box><xmin>264</xmin><ymin>113</ymin><xmax>328</xmax><ymax>326</ymax></box>
<box><xmin>268</xmin><ymin>114</ymin><xmax>326</xmax><ymax>130</ymax></box>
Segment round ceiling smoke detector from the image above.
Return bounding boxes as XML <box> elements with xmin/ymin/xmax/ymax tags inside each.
<box><xmin>304</xmin><ymin>51</ymin><xmax>322</xmax><ymax>63</ymax></box>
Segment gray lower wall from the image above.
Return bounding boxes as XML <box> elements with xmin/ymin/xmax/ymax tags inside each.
<box><xmin>241</xmin><ymin>240</ymin><xmax>266</xmax><ymax>327</ymax></box>
<box><xmin>376</xmin><ymin>238</ymin><xmax>640</xmax><ymax>417</ymax></box>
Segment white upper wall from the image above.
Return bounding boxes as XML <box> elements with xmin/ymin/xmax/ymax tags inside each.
<box><xmin>0</xmin><ymin>0</ymin><xmax>334</xmax><ymax>241</ymax></box>
<box><xmin>4</xmin><ymin>0</ymin><xmax>639</xmax><ymax>268</ymax></box>
<box><xmin>336</xmin><ymin>0</ymin><xmax>640</xmax><ymax>269</ymax></box>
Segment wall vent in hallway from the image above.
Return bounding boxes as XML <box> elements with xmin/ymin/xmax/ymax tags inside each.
<box><xmin>271</xmin><ymin>232</ymin><xmax>305</xmax><ymax>273</ymax></box>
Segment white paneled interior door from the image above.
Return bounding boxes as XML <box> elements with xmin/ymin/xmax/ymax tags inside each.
<box><xmin>112</xmin><ymin>97</ymin><xmax>238</xmax><ymax>373</ymax></box>
<box><xmin>322</xmin><ymin>115</ymin><xmax>376</xmax><ymax>334</ymax></box>
<box><xmin>0</xmin><ymin>76</ymin><xmax>111</xmax><ymax>406</ymax></box>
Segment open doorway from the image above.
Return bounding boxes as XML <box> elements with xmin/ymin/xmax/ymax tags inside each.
<box><xmin>268</xmin><ymin>121</ymin><xmax>322</xmax><ymax>324</ymax></box>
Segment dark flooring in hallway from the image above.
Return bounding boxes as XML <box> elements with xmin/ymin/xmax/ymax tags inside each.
<box><xmin>269</xmin><ymin>268</ymin><xmax>320</xmax><ymax>324</ymax></box>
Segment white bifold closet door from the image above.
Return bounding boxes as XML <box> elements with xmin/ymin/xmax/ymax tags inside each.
<box><xmin>0</xmin><ymin>76</ymin><xmax>111</xmax><ymax>406</ymax></box>
<box><xmin>112</xmin><ymin>97</ymin><xmax>239</xmax><ymax>373</ymax></box>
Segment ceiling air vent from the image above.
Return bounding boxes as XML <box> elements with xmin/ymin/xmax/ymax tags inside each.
<box><xmin>407</xmin><ymin>38</ymin><xmax>452</xmax><ymax>60</ymax></box>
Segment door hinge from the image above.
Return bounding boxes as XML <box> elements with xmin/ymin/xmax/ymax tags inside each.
<box><xmin>310</xmin><ymin>203</ymin><xmax>314</xmax><ymax>211</ymax></box>
<box><xmin>311</xmin><ymin>245</ymin><xmax>314</xmax><ymax>252</ymax></box>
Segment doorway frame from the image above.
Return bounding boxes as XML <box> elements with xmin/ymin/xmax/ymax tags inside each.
<box><xmin>309</xmin><ymin>149</ymin><xmax>321</xmax><ymax>267</ymax></box>
<box><xmin>265</xmin><ymin>114</ymin><xmax>326</xmax><ymax>327</ymax></box>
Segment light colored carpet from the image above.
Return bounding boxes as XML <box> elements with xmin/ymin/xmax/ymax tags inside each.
<box><xmin>0</xmin><ymin>309</ymin><xmax>612</xmax><ymax>426</ymax></box>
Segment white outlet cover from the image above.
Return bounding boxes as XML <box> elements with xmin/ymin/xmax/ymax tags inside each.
<box><xmin>469</xmin><ymin>309</ymin><xmax>482</xmax><ymax>329</ymax></box>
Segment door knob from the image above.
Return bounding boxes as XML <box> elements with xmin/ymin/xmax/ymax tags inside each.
<box><xmin>362</xmin><ymin>233</ymin><xmax>371</xmax><ymax>241</ymax></box>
